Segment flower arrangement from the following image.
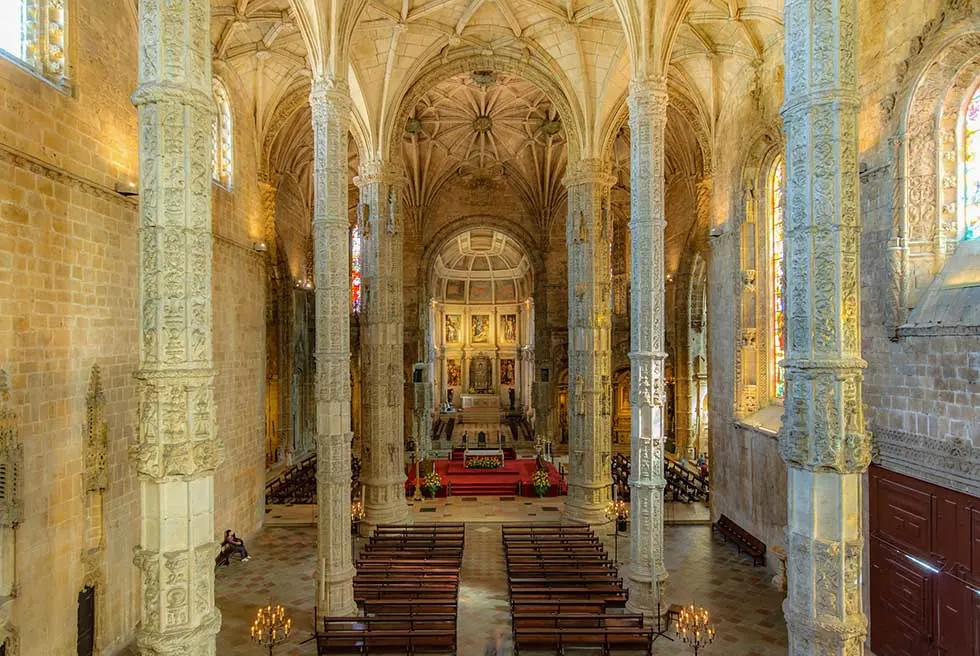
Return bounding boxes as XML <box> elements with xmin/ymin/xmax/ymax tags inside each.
<box><xmin>465</xmin><ymin>456</ymin><xmax>502</xmax><ymax>469</ymax></box>
<box><xmin>532</xmin><ymin>468</ymin><xmax>551</xmax><ymax>497</ymax></box>
<box><xmin>422</xmin><ymin>470</ymin><xmax>442</xmax><ymax>497</ymax></box>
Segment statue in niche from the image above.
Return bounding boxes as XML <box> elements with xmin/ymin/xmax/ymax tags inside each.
<box><xmin>470</xmin><ymin>355</ymin><xmax>493</xmax><ymax>393</ymax></box>
<box><xmin>445</xmin><ymin>315</ymin><xmax>461</xmax><ymax>343</ymax></box>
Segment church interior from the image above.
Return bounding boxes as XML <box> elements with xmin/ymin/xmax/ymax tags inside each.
<box><xmin>0</xmin><ymin>0</ymin><xmax>979</xmax><ymax>654</ymax></box>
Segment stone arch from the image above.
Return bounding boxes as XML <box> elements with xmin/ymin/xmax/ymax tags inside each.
<box><xmin>382</xmin><ymin>52</ymin><xmax>586</xmax><ymax>166</ymax></box>
<box><xmin>890</xmin><ymin>28</ymin><xmax>980</xmax><ymax>328</ymax></box>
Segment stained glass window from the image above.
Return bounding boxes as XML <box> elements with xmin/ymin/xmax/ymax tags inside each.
<box><xmin>351</xmin><ymin>226</ymin><xmax>362</xmax><ymax>313</ymax></box>
<box><xmin>0</xmin><ymin>0</ymin><xmax>68</xmax><ymax>87</ymax></box>
<box><xmin>963</xmin><ymin>86</ymin><xmax>980</xmax><ymax>241</ymax></box>
<box><xmin>212</xmin><ymin>78</ymin><xmax>233</xmax><ymax>187</ymax></box>
<box><xmin>769</xmin><ymin>157</ymin><xmax>786</xmax><ymax>399</ymax></box>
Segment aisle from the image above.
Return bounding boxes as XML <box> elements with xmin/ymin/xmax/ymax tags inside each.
<box><xmin>457</xmin><ymin>524</ymin><xmax>512</xmax><ymax>653</ymax></box>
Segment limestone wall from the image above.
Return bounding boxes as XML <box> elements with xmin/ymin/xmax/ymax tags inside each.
<box><xmin>0</xmin><ymin>4</ymin><xmax>266</xmax><ymax>652</ymax></box>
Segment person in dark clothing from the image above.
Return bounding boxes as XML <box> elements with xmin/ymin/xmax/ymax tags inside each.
<box><xmin>222</xmin><ymin>529</ymin><xmax>250</xmax><ymax>562</ymax></box>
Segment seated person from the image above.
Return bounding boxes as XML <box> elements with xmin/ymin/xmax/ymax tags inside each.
<box><xmin>222</xmin><ymin>529</ymin><xmax>250</xmax><ymax>562</ymax></box>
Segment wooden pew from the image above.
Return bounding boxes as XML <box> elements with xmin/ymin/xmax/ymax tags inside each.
<box><xmin>509</xmin><ymin>599</ymin><xmax>607</xmax><ymax>615</ymax></box>
<box><xmin>510</xmin><ymin>586</ymin><xmax>629</xmax><ymax>608</ymax></box>
<box><xmin>361</xmin><ymin>599</ymin><xmax>458</xmax><ymax>616</ymax></box>
<box><xmin>713</xmin><ymin>513</ymin><xmax>766</xmax><ymax>566</ymax></box>
<box><xmin>316</xmin><ymin>629</ymin><xmax>455</xmax><ymax>655</ymax></box>
<box><xmin>512</xmin><ymin>627</ymin><xmax>652</xmax><ymax>656</ymax></box>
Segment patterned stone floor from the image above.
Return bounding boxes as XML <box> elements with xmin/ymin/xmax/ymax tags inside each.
<box><xmin>216</xmin><ymin>503</ymin><xmax>786</xmax><ymax>655</ymax></box>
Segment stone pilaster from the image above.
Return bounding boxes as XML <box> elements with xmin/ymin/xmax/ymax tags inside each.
<box><xmin>780</xmin><ymin>0</ymin><xmax>870</xmax><ymax>652</ymax></box>
<box><xmin>132</xmin><ymin>0</ymin><xmax>222</xmax><ymax>652</ymax></box>
<box><xmin>563</xmin><ymin>159</ymin><xmax>616</xmax><ymax>525</ymax></box>
<box><xmin>625</xmin><ymin>78</ymin><xmax>669</xmax><ymax>615</ymax></box>
<box><xmin>354</xmin><ymin>161</ymin><xmax>411</xmax><ymax>530</ymax></box>
<box><xmin>309</xmin><ymin>80</ymin><xmax>357</xmax><ymax>617</ymax></box>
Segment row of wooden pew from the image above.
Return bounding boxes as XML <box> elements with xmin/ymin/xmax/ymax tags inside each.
<box><xmin>315</xmin><ymin>523</ymin><xmax>464</xmax><ymax>655</ymax></box>
<box><xmin>502</xmin><ymin>523</ymin><xmax>654</xmax><ymax>655</ymax></box>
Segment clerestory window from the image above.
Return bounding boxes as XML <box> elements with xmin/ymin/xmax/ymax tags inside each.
<box><xmin>0</xmin><ymin>0</ymin><xmax>69</xmax><ymax>89</ymax></box>
<box><xmin>212</xmin><ymin>77</ymin><xmax>233</xmax><ymax>188</ymax></box>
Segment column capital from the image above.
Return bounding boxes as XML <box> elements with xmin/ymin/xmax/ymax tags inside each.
<box><xmin>627</xmin><ymin>77</ymin><xmax>668</xmax><ymax>117</ymax></box>
<box><xmin>355</xmin><ymin>160</ymin><xmax>406</xmax><ymax>188</ymax></box>
<box><xmin>564</xmin><ymin>158</ymin><xmax>616</xmax><ymax>188</ymax></box>
<box><xmin>309</xmin><ymin>77</ymin><xmax>351</xmax><ymax>121</ymax></box>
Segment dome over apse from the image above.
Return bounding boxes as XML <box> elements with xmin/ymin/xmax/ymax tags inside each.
<box><xmin>430</xmin><ymin>228</ymin><xmax>532</xmax><ymax>304</ymax></box>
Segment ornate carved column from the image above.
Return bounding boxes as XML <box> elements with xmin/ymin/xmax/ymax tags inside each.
<box><xmin>132</xmin><ymin>0</ymin><xmax>222</xmax><ymax>651</ymax></box>
<box><xmin>625</xmin><ymin>78</ymin><xmax>669</xmax><ymax>615</ymax></box>
<box><xmin>563</xmin><ymin>159</ymin><xmax>615</xmax><ymax>525</ymax></box>
<box><xmin>355</xmin><ymin>161</ymin><xmax>411</xmax><ymax>529</ymax></box>
<box><xmin>309</xmin><ymin>80</ymin><xmax>356</xmax><ymax>617</ymax></box>
<box><xmin>780</xmin><ymin>0</ymin><xmax>870</xmax><ymax>652</ymax></box>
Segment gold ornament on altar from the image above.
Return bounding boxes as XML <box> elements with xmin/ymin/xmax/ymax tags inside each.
<box><xmin>676</xmin><ymin>602</ymin><xmax>715</xmax><ymax>655</ymax></box>
<box><xmin>250</xmin><ymin>603</ymin><xmax>292</xmax><ymax>655</ymax></box>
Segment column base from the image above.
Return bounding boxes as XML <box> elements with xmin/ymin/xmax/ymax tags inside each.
<box><xmin>624</xmin><ymin>566</ymin><xmax>668</xmax><ymax>617</ymax></box>
<box><xmin>564</xmin><ymin>483</ymin><xmax>612</xmax><ymax>526</ymax></box>
<box><xmin>136</xmin><ymin>609</ymin><xmax>221</xmax><ymax>656</ymax></box>
<box><xmin>317</xmin><ymin>566</ymin><xmax>358</xmax><ymax>617</ymax></box>
<box><xmin>361</xmin><ymin>484</ymin><xmax>413</xmax><ymax>536</ymax></box>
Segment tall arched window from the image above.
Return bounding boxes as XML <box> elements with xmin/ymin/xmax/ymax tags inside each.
<box><xmin>962</xmin><ymin>84</ymin><xmax>980</xmax><ymax>241</ymax></box>
<box><xmin>351</xmin><ymin>225</ymin><xmax>362</xmax><ymax>313</ymax></box>
<box><xmin>212</xmin><ymin>78</ymin><xmax>233</xmax><ymax>187</ymax></box>
<box><xmin>0</xmin><ymin>0</ymin><xmax>69</xmax><ymax>88</ymax></box>
<box><xmin>768</xmin><ymin>157</ymin><xmax>786</xmax><ymax>399</ymax></box>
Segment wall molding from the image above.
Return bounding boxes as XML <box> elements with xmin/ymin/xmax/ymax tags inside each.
<box><xmin>874</xmin><ymin>425</ymin><xmax>980</xmax><ymax>497</ymax></box>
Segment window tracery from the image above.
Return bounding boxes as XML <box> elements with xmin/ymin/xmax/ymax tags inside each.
<box><xmin>0</xmin><ymin>0</ymin><xmax>69</xmax><ymax>88</ymax></box>
<box><xmin>768</xmin><ymin>158</ymin><xmax>786</xmax><ymax>399</ymax></box>
<box><xmin>351</xmin><ymin>225</ymin><xmax>362</xmax><ymax>314</ymax></box>
<box><xmin>962</xmin><ymin>84</ymin><xmax>980</xmax><ymax>241</ymax></box>
<box><xmin>212</xmin><ymin>77</ymin><xmax>233</xmax><ymax>187</ymax></box>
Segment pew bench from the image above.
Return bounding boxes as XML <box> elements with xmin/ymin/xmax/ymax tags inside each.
<box><xmin>360</xmin><ymin>600</ymin><xmax>457</xmax><ymax>616</ymax></box>
<box><xmin>316</xmin><ymin>629</ymin><xmax>455</xmax><ymax>655</ymax></box>
<box><xmin>512</xmin><ymin>627</ymin><xmax>652</xmax><ymax>656</ymax></box>
<box><xmin>713</xmin><ymin>514</ymin><xmax>766</xmax><ymax>566</ymax></box>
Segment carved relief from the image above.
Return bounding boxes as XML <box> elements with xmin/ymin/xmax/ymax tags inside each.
<box><xmin>0</xmin><ymin>370</ymin><xmax>23</xmax><ymax>529</ymax></box>
<box><xmin>84</xmin><ymin>365</ymin><xmax>108</xmax><ymax>492</ymax></box>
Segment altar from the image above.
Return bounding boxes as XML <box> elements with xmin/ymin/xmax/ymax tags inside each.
<box><xmin>463</xmin><ymin>447</ymin><xmax>505</xmax><ymax>468</ymax></box>
<box><xmin>461</xmin><ymin>394</ymin><xmax>498</xmax><ymax>409</ymax></box>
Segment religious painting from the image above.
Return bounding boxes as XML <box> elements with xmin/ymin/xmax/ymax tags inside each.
<box><xmin>471</xmin><ymin>314</ymin><xmax>490</xmax><ymax>343</ymax></box>
<box><xmin>447</xmin><ymin>359</ymin><xmax>461</xmax><ymax>387</ymax></box>
<box><xmin>500</xmin><ymin>314</ymin><xmax>517</xmax><ymax>342</ymax></box>
<box><xmin>445</xmin><ymin>314</ymin><xmax>461</xmax><ymax>344</ymax></box>
<box><xmin>469</xmin><ymin>281</ymin><xmax>493</xmax><ymax>303</ymax></box>
<box><xmin>445</xmin><ymin>279</ymin><xmax>466</xmax><ymax>302</ymax></box>
<box><xmin>470</xmin><ymin>355</ymin><xmax>492</xmax><ymax>392</ymax></box>
<box><xmin>500</xmin><ymin>359</ymin><xmax>515</xmax><ymax>386</ymax></box>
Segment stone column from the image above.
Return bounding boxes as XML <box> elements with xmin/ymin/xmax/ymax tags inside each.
<box><xmin>780</xmin><ymin>0</ymin><xmax>869</xmax><ymax>652</ymax></box>
<box><xmin>625</xmin><ymin>78</ymin><xmax>669</xmax><ymax>615</ymax></box>
<box><xmin>355</xmin><ymin>161</ymin><xmax>411</xmax><ymax>529</ymax></box>
<box><xmin>132</xmin><ymin>0</ymin><xmax>222</xmax><ymax>652</ymax></box>
<box><xmin>563</xmin><ymin>159</ymin><xmax>615</xmax><ymax>525</ymax></box>
<box><xmin>309</xmin><ymin>80</ymin><xmax>356</xmax><ymax>617</ymax></box>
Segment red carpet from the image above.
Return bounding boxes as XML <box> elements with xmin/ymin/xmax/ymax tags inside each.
<box><xmin>405</xmin><ymin>457</ymin><xmax>565</xmax><ymax>497</ymax></box>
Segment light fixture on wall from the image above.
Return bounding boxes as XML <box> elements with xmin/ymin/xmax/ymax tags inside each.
<box><xmin>114</xmin><ymin>180</ymin><xmax>138</xmax><ymax>196</ymax></box>
<box><xmin>252</xmin><ymin>242</ymin><xmax>268</xmax><ymax>253</ymax></box>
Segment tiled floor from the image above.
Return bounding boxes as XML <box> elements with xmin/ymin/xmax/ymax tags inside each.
<box><xmin>217</xmin><ymin>501</ymin><xmax>785</xmax><ymax>655</ymax></box>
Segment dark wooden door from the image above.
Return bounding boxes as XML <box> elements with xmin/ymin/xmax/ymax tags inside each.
<box><xmin>77</xmin><ymin>585</ymin><xmax>95</xmax><ymax>656</ymax></box>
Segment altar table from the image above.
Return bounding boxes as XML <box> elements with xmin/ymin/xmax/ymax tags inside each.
<box><xmin>463</xmin><ymin>447</ymin><xmax>504</xmax><ymax>466</ymax></box>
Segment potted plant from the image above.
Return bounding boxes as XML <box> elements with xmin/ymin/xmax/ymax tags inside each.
<box><xmin>532</xmin><ymin>468</ymin><xmax>551</xmax><ymax>498</ymax></box>
<box><xmin>422</xmin><ymin>470</ymin><xmax>442</xmax><ymax>498</ymax></box>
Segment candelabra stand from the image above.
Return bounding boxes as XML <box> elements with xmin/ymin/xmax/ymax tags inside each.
<box><xmin>604</xmin><ymin>500</ymin><xmax>629</xmax><ymax>565</ymax></box>
<box><xmin>675</xmin><ymin>602</ymin><xmax>716</xmax><ymax>655</ymax></box>
<box><xmin>250</xmin><ymin>603</ymin><xmax>292</xmax><ymax>656</ymax></box>
<box><xmin>651</xmin><ymin>599</ymin><xmax>673</xmax><ymax>642</ymax></box>
<box><xmin>351</xmin><ymin>499</ymin><xmax>364</xmax><ymax>560</ymax></box>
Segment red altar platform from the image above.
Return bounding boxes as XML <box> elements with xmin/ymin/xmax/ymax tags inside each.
<box><xmin>406</xmin><ymin>451</ymin><xmax>564</xmax><ymax>497</ymax></box>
